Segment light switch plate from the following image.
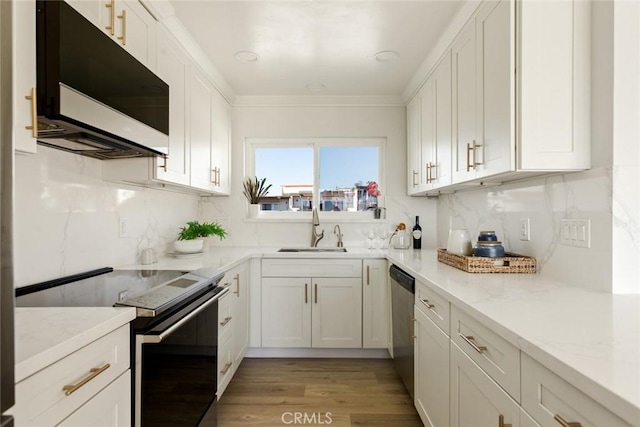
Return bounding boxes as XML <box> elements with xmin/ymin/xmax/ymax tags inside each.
<box><xmin>118</xmin><ymin>217</ymin><xmax>129</xmax><ymax>238</ymax></box>
<box><xmin>560</xmin><ymin>219</ymin><xmax>590</xmax><ymax>248</ymax></box>
<box><xmin>519</xmin><ymin>218</ymin><xmax>530</xmax><ymax>241</ymax></box>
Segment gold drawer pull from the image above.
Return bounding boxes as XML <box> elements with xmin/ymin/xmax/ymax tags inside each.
<box><xmin>366</xmin><ymin>265</ymin><xmax>370</xmax><ymax>285</ymax></box>
<box><xmin>117</xmin><ymin>10</ymin><xmax>126</xmax><ymax>45</ymax></box>
<box><xmin>420</xmin><ymin>298</ymin><xmax>435</xmax><ymax>309</ymax></box>
<box><xmin>25</xmin><ymin>87</ymin><xmax>37</xmax><ymax>138</ymax></box>
<box><xmin>305</xmin><ymin>283</ymin><xmax>308</xmax><ymax>304</ymax></box>
<box><xmin>219</xmin><ymin>316</ymin><xmax>232</xmax><ymax>326</ymax></box>
<box><xmin>498</xmin><ymin>414</ymin><xmax>512</xmax><ymax>427</ymax></box>
<box><xmin>554</xmin><ymin>414</ymin><xmax>582</xmax><ymax>427</ymax></box>
<box><xmin>459</xmin><ymin>333</ymin><xmax>487</xmax><ymax>353</ymax></box>
<box><xmin>158</xmin><ymin>156</ymin><xmax>167</xmax><ymax>172</ymax></box>
<box><xmin>314</xmin><ymin>284</ymin><xmax>318</xmax><ymax>304</ymax></box>
<box><xmin>412</xmin><ymin>170</ymin><xmax>418</xmax><ymax>187</ymax></box>
<box><xmin>62</xmin><ymin>363</ymin><xmax>110</xmax><ymax>396</ymax></box>
<box><xmin>233</xmin><ymin>273</ymin><xmax>240</xmax><ymax>296</ymax></box>
<box><xmin>220</xmin><ymin>361</ymin><xmax>233</xmax><ymax>375</ymax></box>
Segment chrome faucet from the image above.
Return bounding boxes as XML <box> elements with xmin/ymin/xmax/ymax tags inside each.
<box><xmin>334</xmin><ymin>225</ymin><xmax>343</xmax><ymax>248</ymax></box>
<box><xmin>311</xmin><ymin>207</ymin><xmax>324</xmax><ymax>247</ymax></box>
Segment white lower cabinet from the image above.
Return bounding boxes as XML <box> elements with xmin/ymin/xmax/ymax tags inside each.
<box><xmin>58</xmin><ymin>372</ymin><xmax>131</xmax><ymax>427</ymax></box>
<box><xmin>520</xmin><ymin>408</ymin><xmax>541</xmax><ymax>427</ymax></box>
<box><xmin>10</xmin><ymin>325</ymin><xmax>131</xmax><ymax>427</ymax></box>
<box><xmin>450</xmin><ymin>342</ymin><xmax>520</xmax><ymax>427</ymax></box>
<box><xmin>414</xmin><ymin>303</ymin><xmax>449</xmax><ymax>427</ymax></box>
<box><xmin>521</xmin><ymin>353</ymin><xmax>633</xmax><ymax>427</ymax></box>
<box><xmin>261</xmin><ymin>259</ymin><xmax>363</xmax><ymax>349</ymax></box>
<box><xmin>362</xmin><ymin>259</ymin><xmax>389</xmax><ymax>349</ymax></box>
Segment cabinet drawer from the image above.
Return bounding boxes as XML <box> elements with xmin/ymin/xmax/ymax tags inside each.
<box><xmin>521</xmin><ymin>353</ymin><xmax>633</xmax><ymax>427</ymax></box>
<box><xmin>415</xmin><ymin>280</ymin><xmax>450</xmax><ymax>335</ymax></box>
<box><xmin>12</xmin><ymin>325</ymin><xmax>130</xmax><ymax>427</ymax></box>
<box><xmin>58</xmin><ymin>370</ymin><xmax>131</xmax><ymax>427</ymax></box>
<box><xmin>262</xmin><ymin>259</ymin><xmax>362</xmax><ymax>278</ymax></box>
<box><xmin>217</xmin><ymin>333</ymin><xmax>234</xmax><ymax>397</ymax></box>
<box><xmin>218</xmin><ymin>292</ymin><xmax>234</xmax><ymax>343</ymax></box>
<box><xmin>451</xmin><ymin>306</ymin><xmax>520</xmax><ymax>401</ymax></box>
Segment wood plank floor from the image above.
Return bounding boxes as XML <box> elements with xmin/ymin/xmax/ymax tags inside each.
<box><xmin>201</xmin><ymin>358</ymin><xmax>423</xmax><ymax>427</ymax></box>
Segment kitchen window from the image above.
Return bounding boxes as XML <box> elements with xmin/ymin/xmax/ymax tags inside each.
<box><xmin>246</xmin><ymin>138</ymin><xmax>385</xmax><ymax>219</ymax></box>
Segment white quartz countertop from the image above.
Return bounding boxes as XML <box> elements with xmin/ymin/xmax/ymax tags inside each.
<box><xmin>385</xmin><ymin>248</ymin><xmax>640</xmax><ymax>426</ymax></box>
<box><xmin>14</xmin><ymin>307</ymin><xmax>136</xmax><ymax>382</ymax></box>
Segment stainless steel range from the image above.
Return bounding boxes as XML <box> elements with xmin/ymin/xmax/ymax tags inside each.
<box><xmin>16</xmin><ymin>267</ymin><xmax>228</xmax><ymax>427</ymax></box>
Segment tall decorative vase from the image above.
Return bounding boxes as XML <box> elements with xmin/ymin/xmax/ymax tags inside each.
<box><xmin>247</xmin><ymin>204</ymin><xmax>259</xmax><ymax>218</ymax></box>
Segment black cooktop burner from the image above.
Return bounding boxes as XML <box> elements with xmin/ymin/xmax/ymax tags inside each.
<box><xmin>16</xmin><ymin>268</ymin><xmax>187</xmax><ymax>309</ymax></box>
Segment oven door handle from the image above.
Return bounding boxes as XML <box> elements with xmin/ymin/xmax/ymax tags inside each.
<box><xmin>140</xmin><ymin>286</ymin><xmax>230</xmax><ymax>344</ymax></box>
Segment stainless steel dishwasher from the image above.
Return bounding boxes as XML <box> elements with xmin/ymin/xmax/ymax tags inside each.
<box><xmin>390</xmin><ymin>264</ymin><xmax>415</xmax><ymax>400</ymax></box>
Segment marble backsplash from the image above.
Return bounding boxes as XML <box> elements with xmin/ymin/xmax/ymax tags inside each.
<box><xmin>14</xmin><ymin>147</ymin><xmax>200</xmax><ymax>287</ymax></box>
<box><xmin>436</xmin><ymin>167</ymin><xmax>621</xmax><ymax>293</ymax></box>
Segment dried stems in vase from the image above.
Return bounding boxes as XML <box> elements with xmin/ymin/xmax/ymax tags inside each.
<box><xmin>242</xmin><ymin>176</ymin><xmax>272</xmax><ymax>204</ymax></box>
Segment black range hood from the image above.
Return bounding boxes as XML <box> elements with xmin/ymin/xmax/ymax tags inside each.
<box><xmin>36</xmin><ymin>0</ymin><xmax>169</xmax><ymax>160</ymax></box>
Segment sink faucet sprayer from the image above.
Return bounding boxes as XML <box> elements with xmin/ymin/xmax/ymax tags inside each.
<box><xmin>311</xmin><ymin>207</ymin><xmax>324</xmax><ymax>247</ymax></box>
<box><xmin>334</xmin><ymin>225</ymin><xmax>343</xmax><ymax>248</ymax></box>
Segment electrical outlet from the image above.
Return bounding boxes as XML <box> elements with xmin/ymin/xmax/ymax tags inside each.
<box><xmin>519</xmin><ymin>218</ymin><xmax>530</xmax><ymax>241</ymax></box>
<box><xmin>118</xmin><ymin>217</ymin><xmax>128</xmax><ymax>238</ymax></box>
<box><xmin>560</xmin><ymin>219</ymin><xmax>590</xmax><ymax>248</ymax></box>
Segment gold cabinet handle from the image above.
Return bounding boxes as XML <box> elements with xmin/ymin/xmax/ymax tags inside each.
<box><xmin>305</xmin><ymin>283</ymin><xmax>308</xmax><ymax>304</ymax></box>
<box><xmin>25</xmin><ymin>87</ymin><xmax>37</xmax><ymax>138</ymax></box>
<box><xmin>466</xmin><ymin>142</ymin><xmax>473</xmax><ymax>171</ymax></box>
<box><xmin>498</xmin><ymin>414</ymin><xmax>512</xmax><ymax>427</ymax></box>
<box><xmin>554</xmin><ymin>415</ymin><xmax>582</xmax><ymax>427</ymax></box>
<box><xmin>314</xmin><ymin>283</ymin><xmax>318</xmax><ymax>304</ymax></box>
<box><xmin>366</xmin><ymin>265</ymin><xmax>370</xmax><ymax>285</ymax></box>
<box><xmin>427</xmin><ymin>162</ymin><xmax>437</xmax><ymax>183</ymax></box>
<box><xmin>210</xmin><ymin>169</ymin><xmax>216</xmax><ymax>184</ymax></box>
<box><xmin>459</xmin><ymin>333</ymin><xmax>488</xmax><ymax>354</ymax></box>
<box><xmin>412</xmin><ymin>170</ymin><xmax>418</xmax><ymax>187</ymax></box>
<box><xmin>62</xmin><ymin>363</ymin><xmax>110</xmax><ymax>396</ymax></box>
<box><xmin>219</xmin><ymin>316</ymin><xmax>232</xmax><ymax>326</ymax></box>
<box><xmin>220</xmin><ymin>361</ymin><xmax>233</xmax><ymax>375</ymax></box>
<box><xmin>105</xmin><ymin>0</ymin><xmax>115</xmax><ymax>35</ymax></box>
<box><xmin>158</xmin><ymin>156</ymin><xmax>167</xmax><ymax>172</ymax></box>
<box><xmin>233</xmin><ymin>273</ymin><xmax>240</xmax><ymax>296</ymax></box>
<box><xmin>467</xmin><ymin>139</ymin><xmax>482</xmax><ymax>171</ymax></box>
<box><xmin>117</xmin><ymin>9</ymin><xmax>126</xmax><ymax>45</ymax></box>
<box><xmin>420</xmin><ymin>298</ymin><xmax>435</xmax><ymax>309</ymax></box>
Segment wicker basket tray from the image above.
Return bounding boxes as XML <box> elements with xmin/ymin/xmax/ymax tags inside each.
<box><xmin>437</xmin><ymin>248</ymin><xmax>536</xmax><ymax>274</ymax></box>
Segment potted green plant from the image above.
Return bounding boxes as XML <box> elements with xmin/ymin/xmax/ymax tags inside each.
<box><xmin>242</xmin><ymin>176</ymin><xmax>272</xmax><ymax>217</ymax></box>
<box><xmin>174</xmin><ymin>221</ymin><xmax>227</xmax><ymax>253</ymax></box>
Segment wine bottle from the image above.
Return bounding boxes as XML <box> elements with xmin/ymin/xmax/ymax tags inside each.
<box><xmin>412</xmin><ymin>216</ymin><xmax>422</xmax><ymax>249</ymax></box>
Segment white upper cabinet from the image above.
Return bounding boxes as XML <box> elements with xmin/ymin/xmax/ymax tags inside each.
<box><xmin>210</xmin><ymin>89</ymin><xmax>231</xmax><ymax>194</ymax></box>
<box><xmin>13</xmin><ymin>0</ymin><xmax>38</xmax><ymax>154</ymax></box>
<box><xmin>407</xmin><ymin>95</ymin><xmax>422</xmax><ymax>194</ymax></box>
<box><xmin>154</xmin><ymin>24</ymin><xmax>190</xmax><ymax>185</ymax></box>
<box><xmin>66</xmin><ymin>0</ymin><xmax>156</xmax><ymax>71</ymax></box>
<box><xmin>413</xmin><ymin>0</ymin><xmax>591</xmax><ymax>195</ymax></box>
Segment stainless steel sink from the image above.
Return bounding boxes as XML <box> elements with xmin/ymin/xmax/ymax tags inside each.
<box><xmin>278</xmin><ymin>248</ymin><xmax>347</xmax><ymax>253</ymax></box>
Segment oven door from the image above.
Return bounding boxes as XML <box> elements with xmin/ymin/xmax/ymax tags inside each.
<box><xmin>135</xmin><ymin>286</ymin><xmax>229</xmax><ymax>427</ymax></box>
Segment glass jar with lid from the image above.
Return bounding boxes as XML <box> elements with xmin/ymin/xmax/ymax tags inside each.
<box><xmin>392</xmin><ymin>230</ymin><xmax>411</xmax><ymax>249</ymax></box>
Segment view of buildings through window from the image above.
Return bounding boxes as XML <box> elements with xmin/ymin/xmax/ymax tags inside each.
<box><xmin>253</xmin><ymin>143</ymin><xmax>381</xmax><ymax>212</ymax></box>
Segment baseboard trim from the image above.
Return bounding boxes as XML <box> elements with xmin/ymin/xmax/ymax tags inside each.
<box><xmin>245</xmin><ymin>347</ymin><xmax>391</xmax><ymax>359</ymax></box>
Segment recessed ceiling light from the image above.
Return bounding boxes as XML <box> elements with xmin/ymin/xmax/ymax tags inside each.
<box><xmin>305</xmin><ymin>83</ymin><xmax>326</xmax><ymax>92</ymax></box>
<box><xmin>234</xmin><ymin>51</ymin><xmax>260</xmax><ymax>63</ymax></box>
<box><xmin>374</xmin><ymin>50</ymin><xmax>399</xmax><ymax>62</ymax></box>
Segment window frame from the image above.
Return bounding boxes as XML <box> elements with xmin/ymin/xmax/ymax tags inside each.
<box><xmin>245</xmin><ymin>137</ymin><xmax>386</xmax><ymax>220</ymax></box>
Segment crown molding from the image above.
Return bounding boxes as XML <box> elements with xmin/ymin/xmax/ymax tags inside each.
<box><xmin>232</xmin><ymin>95</ymin><xmax>405</xmax><ymax>108</ymax></box>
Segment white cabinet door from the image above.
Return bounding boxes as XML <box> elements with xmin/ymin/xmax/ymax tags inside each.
<box><xmin>189</xmin><ymin>67</ymin><xmax>216</xmax><ymax>191</ymax></box>
<box><xmin>475</xmin><ymin>0</ymin><xmax>514</xmax><ymax>179</ymax></box>
<box><xmin>58</xmin><ymin>372</ymin><xmax>131</xmax><ymax>427</ymax></box>
<box><xmin>231</xmin><ymin>262</ymin><xmax>249</xmax><ymax>368</ymax></box>
<box><xmin>420</xmin><ymin>77</ymin><xmax>435</xmax><ymax>191</ymax></box>
<box><xmin>450</xmin><ymin>342</ymin><xmax>520</xmax><ymax>427</ymax></box>
<box><xmin>154</xmin><ymin>25</ymin><xmax>190</xmax><ymax>185</ymax></box>
<box><xmin>312</xmin><ymin>278</ymin><xmax>362</xmax><ymax>348</ymax></box>
<box><xmin>415</xmin><ymin>306</ymin><xmax>449</xmax><ymax>427</ymax></box>
<box><xmin>407</xmin><ymin>95</ymin><xmax>421</xmax><ymax>195</ymax></box>
<box><xmin>13</xmin><ymin>0</ymin><xmax>38</xmax><ymax>154</ymax></box>
<box><xmin>451</xmin><ymin>20</ymin><xmax>478</xmax><ymax>184</ymax></box>
<box><xmin>362</xmin><ymin>259</ymin><xmax>389</xmax><ymax>349</ymax></box>
<box><xmin>262</xmin><ymin>277</ymin><xmax>311</xmax><ymax>348</ymax></box>
<box><xmin>210</xmin><ymin>89</ymin><xmax>231</xmax><ymax>194</ymax></box>
<box><xmin>432</xmin><ymin>51</ymin><xmax>452</xmax><ymax>189</ymax></box>
<box><xmin>114</xmin><ymin>0</ymin><xmax>156</xmax><ymax>71</ymax></box>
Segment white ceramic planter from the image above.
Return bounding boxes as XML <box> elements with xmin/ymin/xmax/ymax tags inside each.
<box><xmin>173</xmin><ymin>239</ymin><xmax>204</xmax><ymax>254</ymax></box>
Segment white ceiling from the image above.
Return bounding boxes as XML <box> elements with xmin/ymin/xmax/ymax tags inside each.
<box><xmin>169</xmin><ymin>1</ymin><xmax>464</xmax><ymax>99</ymax></box>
